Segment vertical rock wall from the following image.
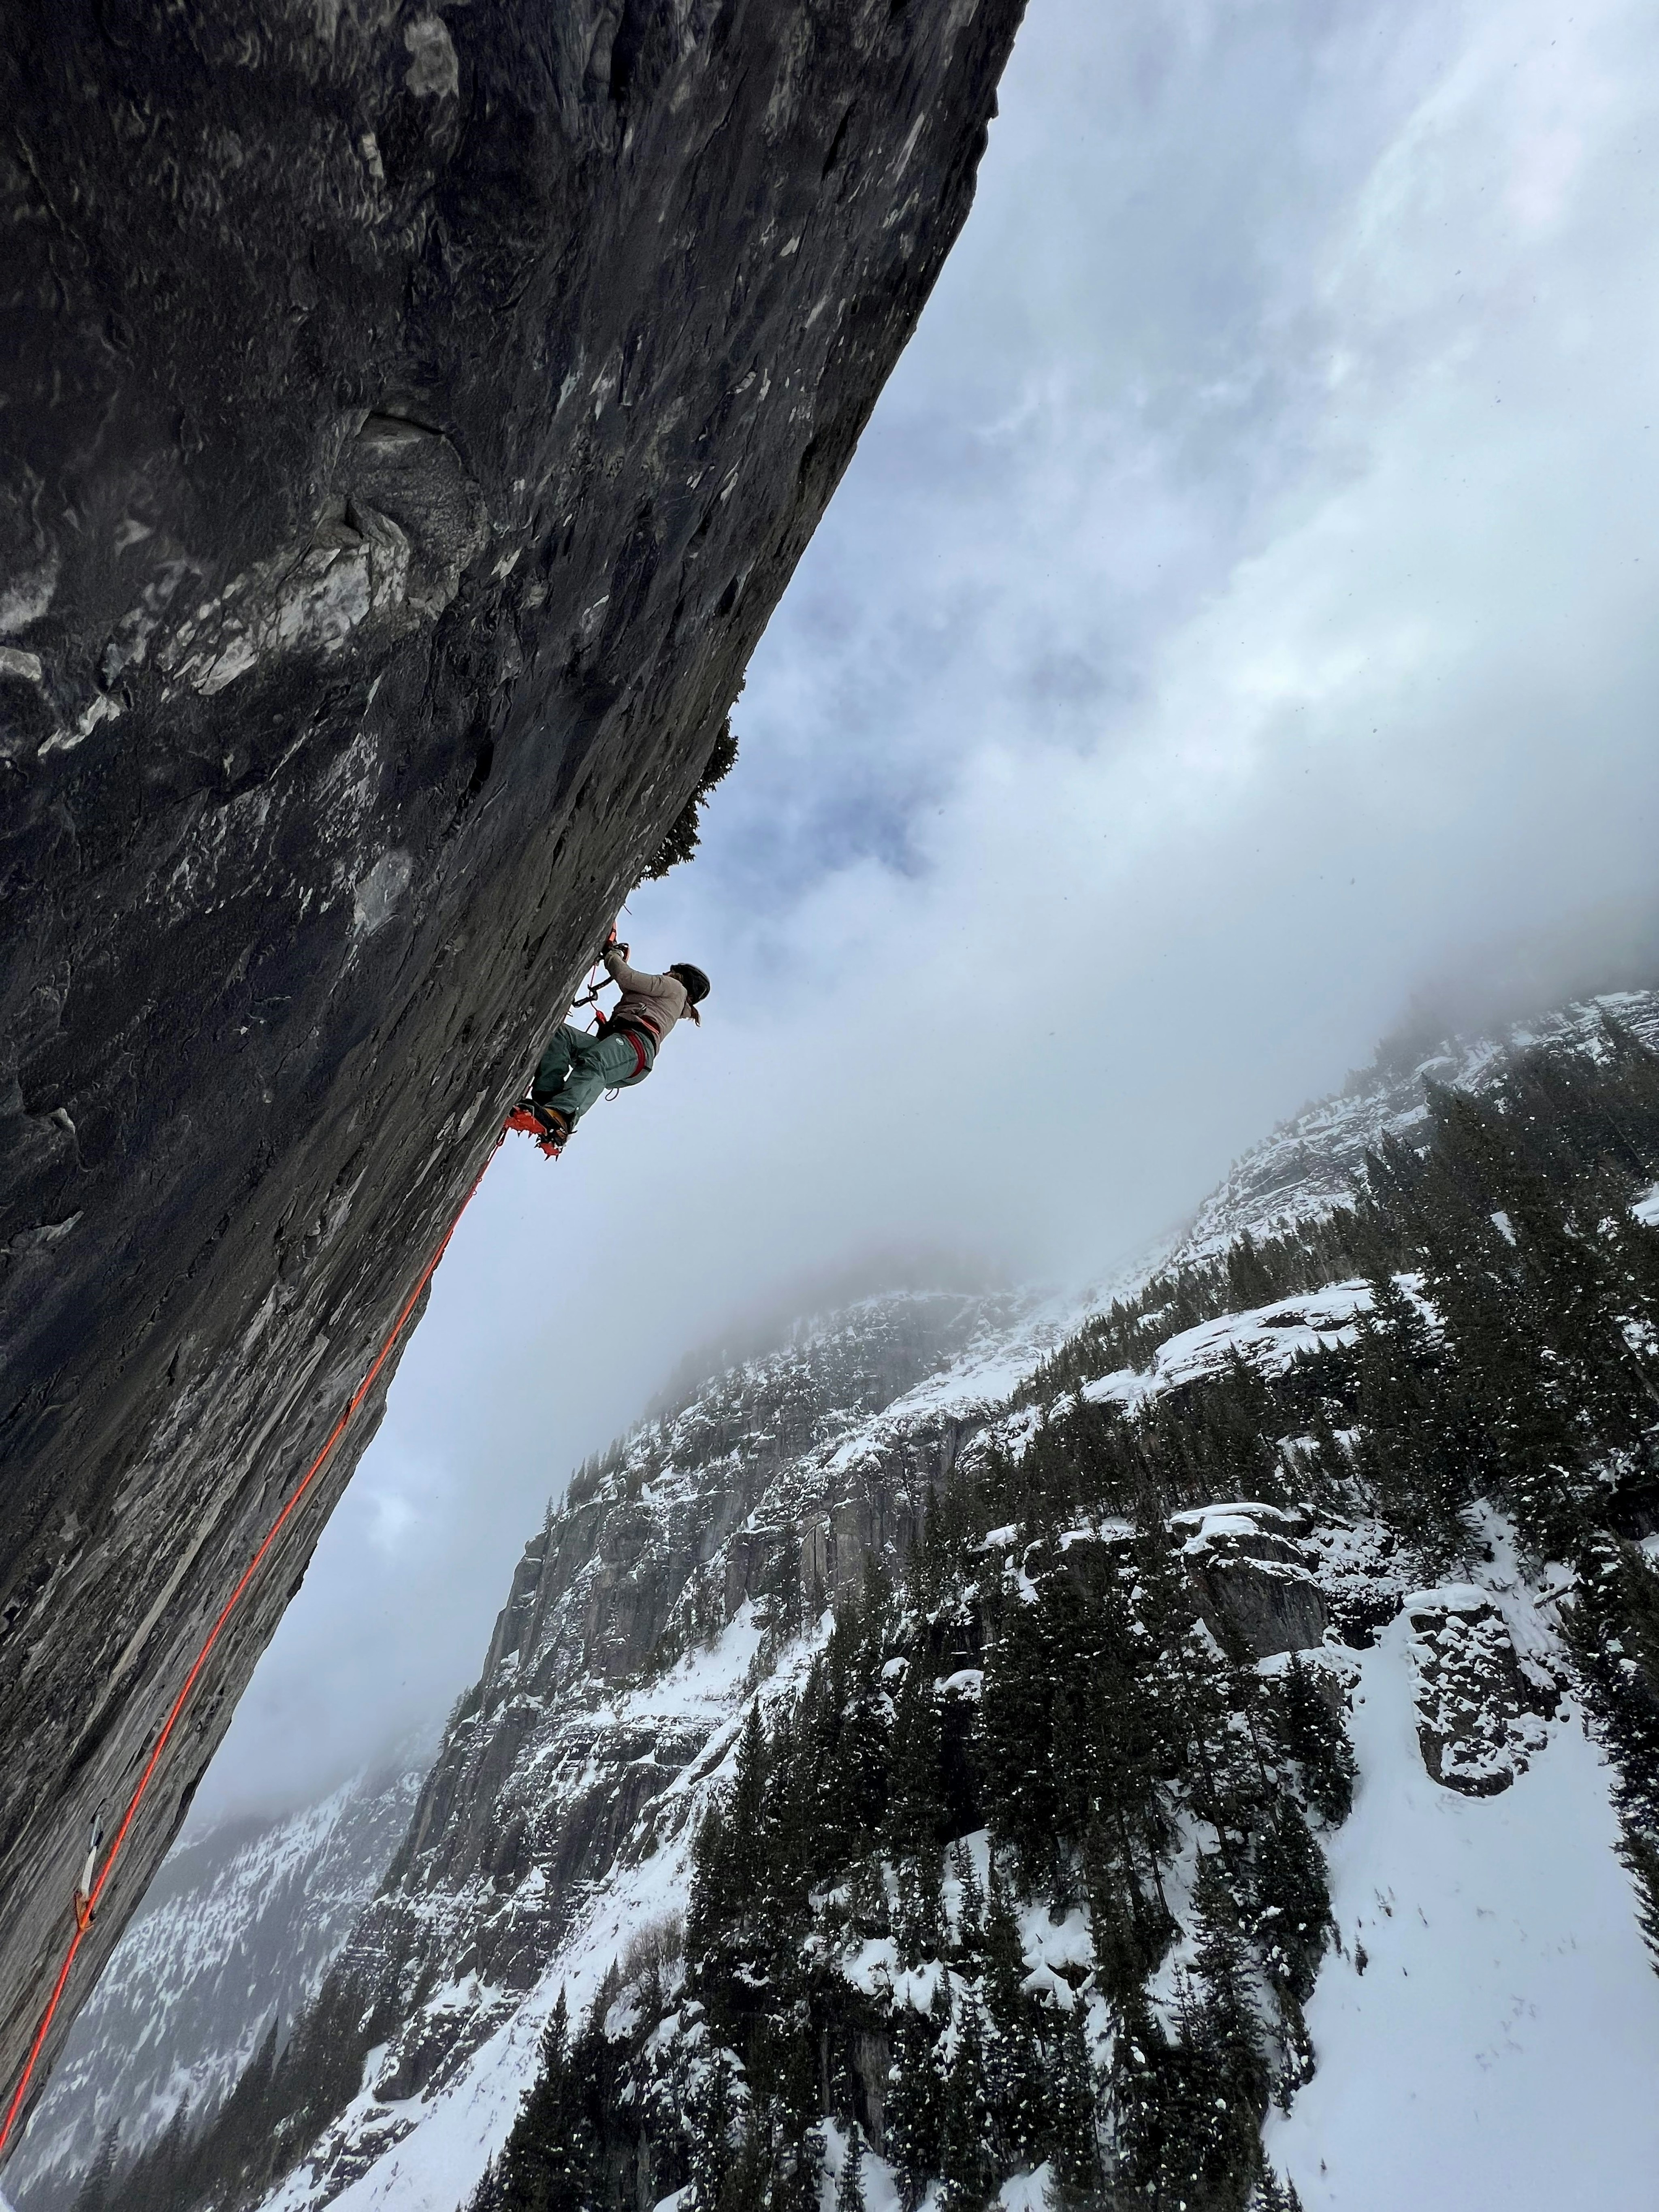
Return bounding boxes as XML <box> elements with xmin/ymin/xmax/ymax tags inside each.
<box><xmin>0</xmin><ymin>0</ymin><xmax>1026</xmax><ymax>2116</ymax></box>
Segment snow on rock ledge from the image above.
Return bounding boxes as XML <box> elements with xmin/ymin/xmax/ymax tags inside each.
<box><xmin>1402</xmin><ymin>1587</ymin><xmax>1552</xmax><ymax>1797</ymax></box>
<box><xmin>1174</xmin><ymin>1502</ymin><xmax>1328</xmax><ymax>1660</ymax></box>
<box><xmin>1083</xmin><ymin>1284</ymin><xmax>1375</xmax><ymax>1412</ymax></box>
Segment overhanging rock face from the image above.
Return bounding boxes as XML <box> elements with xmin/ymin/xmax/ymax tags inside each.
<box><xmin>0</xmin><ymin>0</ymin><xmax>1025</xmax><ymax>2117</ymax></box>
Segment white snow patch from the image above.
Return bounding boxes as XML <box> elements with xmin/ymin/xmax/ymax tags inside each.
<box><xmin>995</xmin><ymin>2165</ymin><xmax>1053</xmax><ymax>2212</ymax></box>
<box><xmin>1265</xmin><ymin>1611</ymin><xmax>1659</xmax><ymax>2208</ymax></box>
<box><xmin>1398</xmin><ymin>1583</ymin><xmax>1493</xmax><ymax>1617</ymax></box>
<box><xmin>1082</xmin><ymin>1283</ymin><xmax>1377</xmax><ymax>1410</ymax></box>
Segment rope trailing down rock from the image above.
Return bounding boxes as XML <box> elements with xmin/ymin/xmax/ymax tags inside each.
<box><xmin>0</xmin><ymin>1131</ymin><xmax>505</xmax><ymax>2166</ymax></box>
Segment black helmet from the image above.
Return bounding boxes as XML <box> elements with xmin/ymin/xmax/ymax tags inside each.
<box><xmin>669</xmin><ymin>962</ymin><xmax>710</xmax><ymax>1004</ymax></box>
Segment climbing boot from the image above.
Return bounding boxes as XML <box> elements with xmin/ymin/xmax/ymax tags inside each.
<box><xmin>505</xmin><ymin>1101</ymin><xmax>570</xmax><ymax>1156</ymax></box>
<box><xmin>532</xmin><ymin>1104</ymin><xmax>571</xmax><ymax>1155</ymax></box>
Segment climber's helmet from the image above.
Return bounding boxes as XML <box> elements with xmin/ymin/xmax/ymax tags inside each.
<box><xmin>668</xmin><ymin>962</ymin><xmax>710</xmax><ymax>1004</ymax></box>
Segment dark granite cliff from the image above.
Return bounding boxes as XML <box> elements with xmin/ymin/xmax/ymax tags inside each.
<box><xmin>0</xmin><ymin>0</ymin><xmax>1025</xmax><ymax>2119</ymax></box>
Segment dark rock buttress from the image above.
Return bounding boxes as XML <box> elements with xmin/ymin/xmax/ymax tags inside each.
<box><xmin>0</xmin><ymin>0</ymin><xmax>1026</xmax><ymax>2117</ymax></box>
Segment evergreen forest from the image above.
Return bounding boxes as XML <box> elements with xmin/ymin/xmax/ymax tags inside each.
<box><xmin>102</xmin><ymin>1020</ymin><xmax>1659</xmax><ymax>2212</ymax></box>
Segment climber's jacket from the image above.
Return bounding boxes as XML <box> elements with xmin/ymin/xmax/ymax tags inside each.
<box><xmin>600</xmin><ymin>947</ymin><xmax>689</xmax><ymax>1048</ymax></box>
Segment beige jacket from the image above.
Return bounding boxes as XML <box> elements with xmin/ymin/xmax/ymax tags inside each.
<box><xmin>603</xmin><ymin>948</ymin><xmax>688</xmax><ymax>1044</ymax></box>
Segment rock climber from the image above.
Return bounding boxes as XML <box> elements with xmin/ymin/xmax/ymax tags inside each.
<box><xmin>508</xmin><ymin>934</ymin><xmax>710</xmax><ymax>1156</ymax></box>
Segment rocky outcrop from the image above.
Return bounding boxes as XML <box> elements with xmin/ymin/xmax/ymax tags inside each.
<box><xmin>0</xmin><ymin>0</ymin><xmax>1027</xmax><ymax>2115</ymax></box>
<box><xmin>1175</xmin><ymin>1502</ymin><xmax>1328</xmax><ymax>1660</ymax></box>
<box><xmin>1403</xmin><ymin>1587</ymin><xmax>1552</xmax><ymax>1796</ymax></box>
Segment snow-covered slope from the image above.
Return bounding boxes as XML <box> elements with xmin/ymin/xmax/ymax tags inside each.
<box><xmin>259</xmin><ymin>1529</ymin><xmax>1659</xmax><ymax>2212</ymax></box>
<box><xmin>28</xmin><ymin>986</ymin><xmax>1659</xmax><ymax>2212</ymax></box>
<box><xmin>267</xmin><ymin>1291</ymin><xmax>1075</xmax><ymax>2201</ymax></box>
<box><xmin>6</xmin><ymin>1756</ymin><xmax>429</xmax><ymax>2211</ymax></box>
<box><xmin>1266</xmin><ymin>1598</ymin><xmax>1659</xmax><ymax>2208</ymax></box>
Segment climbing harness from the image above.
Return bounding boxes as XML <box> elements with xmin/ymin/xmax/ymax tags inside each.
<box><xmin>0</xmin><ymin>1130</ymin><xmax>506</xmax><ymax>2167</ymax></box>
<box><xmin>608</xmin><ymin>1024</ymin><xmax>654</xmax><ymax>1081</ymax></box>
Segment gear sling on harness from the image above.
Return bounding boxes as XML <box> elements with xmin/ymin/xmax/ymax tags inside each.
<box><xmin>0</xmin><ymin>1131</ymin><xmax>506</xmax><ymax>2167</ymax></box>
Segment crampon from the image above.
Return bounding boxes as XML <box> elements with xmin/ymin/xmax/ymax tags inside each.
<box><xmin>505</xmin><ymin>1104</ymin><xmax>567</xmax><ymax>1159</ymax></box>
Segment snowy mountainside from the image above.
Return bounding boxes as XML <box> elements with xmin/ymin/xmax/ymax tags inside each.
<box><xmin>269</xmin><ymin>1291</ymin><xmax>1070</xmax><ymax>2197</ymax></box>
<box><xmin>52</xmin><ymin>987</ymin><xmax>1659</xmax><ymax>2212</ymax></box>
<box><xmin>218</xmin><ymin>988</ymin><xmax>1659</xmax><ymax>2212</ymax></box>
<box><xmin>1173</xmin><ymin>987</ymin><xmax>1659</xmax><ymax>1263</ymax></box>
<box><xmin>7</xmin><ymin>1757</ymin><xmax>429</xmax><ymax>2210</ymax></box>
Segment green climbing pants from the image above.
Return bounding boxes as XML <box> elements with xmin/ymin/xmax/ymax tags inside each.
<box><xmin>532</xmin><ymin>1023</ymin><xmax>655</xmax><ymax>1129</ymax></box>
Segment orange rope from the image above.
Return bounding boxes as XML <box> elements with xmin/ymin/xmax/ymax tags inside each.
<box><xmin>0</xmin><ymin>1131</ymin><xmax>504</xmax><ymax>2164</ymax></box>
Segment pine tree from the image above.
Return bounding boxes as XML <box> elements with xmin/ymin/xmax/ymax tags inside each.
<box><xmin>1085</xmin><ymin>1867</ymin><xmax>1145</xmax><ymax>2009</ymax></box>
<box><xmin>721</xmin><ymin>2104</ymin><xmax>774</xmax><ymax>2212</ymax></box>
<box><xmin>493</xmin><ymin>1984</ymin><xmax>612</xmax><ymax>2212</ymax></box>
<box><xmin>642</xmin><ymin>716</ymin><xmax>738</xmax><ymax>878</ymax></box>
<box><xmin>1252</xmin><ymin>1799</ymin><xmax>1332</xmax><ymax>2003</ymax></box>
<box><xmin>951</xmin><ymin>1841</ymin><xmax>985</xmax><ymax>1956</ymax></box>
<box><xmin>1562</xmin><ymin>1538</ymin><xmax>1659</xmax><ymax>1833</ymax></box>
<box><xmin>1045</xmin><ymin>2003</ymin><xmax>1100</xmax><ymax>2198</ymax></box>
<box><xmin>1275</xmin><ymin>1656</ymin><xmax>1356</xmax><ymax>1826</ymax></box>
<box><xmin>687</xmin><ymin>1798</ymin><xmax>731</xmax><ymax>1958</ymax></box>
<box><xmin>983</xmin><ymin>1851</ymin><xmax>1027</xmax><ymax>2014</ymax></box>
<box><xmin>938</xmin><ymin>1985</ymin><xmax>996</xmax><ymax>2209</ymax></box>
<box><xmin>847</xmin><ymin>1854</ymin><xmax>891</xmax><ymax>1939</ymax></box>
<box><xmin>885</xmin><ymin>2013</ymin><xmax>944</xmax><ymax>2212</ymax></box>
<box><xmin>834</xmin><ymin>2121</ymin><xmax>866</xmax><ymax>2212</ymax></box>
<box><xmin>980</xmin><ymin>1849</ymin><xmax>1047</xmax><ymax>2167</ymax></box>
<box><xmin>690</xmin><ymin>2050</ymin><xmax>738</xmax><ymax>2212</ymax></box>
<box><xmin>886</xmin><ymin>1660</ymin><xmax>945</xmax><ymax>1862</ymax></box>
<box><xmin>144</xmin><ymin>2093</ymin><xmax>193</xmax><ymax>2212</ymax></box>
<box><xmin>1619</xmin><ymin>1822</ymin><xmax>1659</xmax><ymax>1972</ymax></box>
<box><xmin>1254</xmin><ymin>2169</ymin><xmax>1306</xmax><ymax>2212</ymax></box>
<box><xmin>468</xmin><ymin>2154</ymin><xmax>508</xmax><ymax>2211</ymax></box>
<box><xmin>980</xmin><ymin>1591</ymin><xmax>1064</xmax><ymax>1874</ymax></box>
<box><xmin>72</xmin><ymin>2124</ymin><xmax>120</xmax><ymax>2212</ymax></box>
<box><xmin>1351</xmin><ymin>1269</ymin><xmax>1476</xmax><ymax>1567</ymax></box>
<box><xmin>1189</xmin><ymin>1853</ymin><xmax>1271</xmax><ymax>2199</ymax></box>
<box><xmin>729</xmin><ymin>1704</ymin><xmax>772</xmax><ymax>1900</ymax></box>
<box><xmin>1105</xmin><ymin>1987</ymin><xmax>1181</xmax><ymax>2201</ymax></box>
<box><xmin>896</xmin><ymin>1850</ymin><xmax>946</xmax><ymax>1971</ymax></box>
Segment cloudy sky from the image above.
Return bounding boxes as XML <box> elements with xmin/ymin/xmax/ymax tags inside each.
<box><xmin>196</xmin><ymin>0</ymin><xmax>1659</xmax><ymax>1822</ymax></box>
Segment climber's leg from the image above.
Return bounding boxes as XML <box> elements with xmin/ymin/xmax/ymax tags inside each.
<box><xmin>532</xmin><ymin>1029</ymin><xmax>642</xmax><ymax>1129</ymax></box>
<box><xmin>531</xmin><ymin>1024</ymin><xmax>587</xmax><ymax>1103</ymax></box>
